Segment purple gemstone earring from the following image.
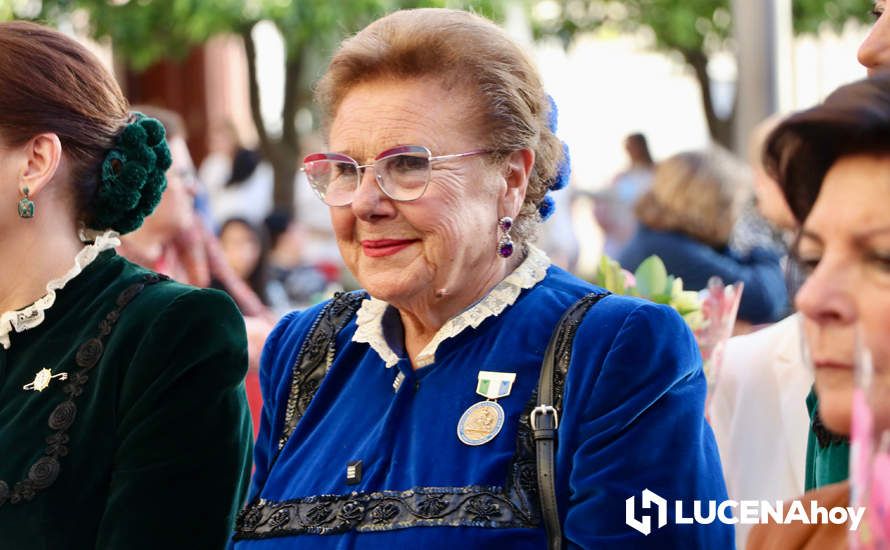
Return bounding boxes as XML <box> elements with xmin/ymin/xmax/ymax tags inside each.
<box><xmin>497</xmin><ymin>216</ymin><xmax>514</xmax><ymax>258</ymax></box>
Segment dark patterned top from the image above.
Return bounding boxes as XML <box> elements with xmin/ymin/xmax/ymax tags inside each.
<box><xmin>0</xmin><ymin>250</ymin><xmax>252</xmax><ymax>549</ymax></box>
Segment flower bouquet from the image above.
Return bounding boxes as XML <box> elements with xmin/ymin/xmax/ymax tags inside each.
<box><xmin>595</xmin><ymin>254</ymin><xmax>703</xmax><ymax>328</ymax></box>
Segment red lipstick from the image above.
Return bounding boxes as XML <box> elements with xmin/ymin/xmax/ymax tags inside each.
<box><xmin>360</xmin><ymin>239</ymin><xmax>418</xmax><ymax>257</ymax></box>
<box><xmin>813</xmin><ymin>360</ymin><xmax>854</xmax><ymax>371</ymax></box>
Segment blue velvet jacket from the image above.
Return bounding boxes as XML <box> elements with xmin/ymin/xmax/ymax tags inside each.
<box><xmin>233</xmin><ymin>266</ymin><xmax>732</xmax><ymax>548</ymax></box>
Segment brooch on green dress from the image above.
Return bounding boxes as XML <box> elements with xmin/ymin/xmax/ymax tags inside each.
<box><xmin>22</xmin><ymin>368</ymin><xmax>68</xmax><ymax>392</ymax></box>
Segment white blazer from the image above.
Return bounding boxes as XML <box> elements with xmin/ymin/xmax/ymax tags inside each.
<box><xmin>709</xmin><ymin>314</ymin><xmax>813</xmax><ymax>549</ymax></box>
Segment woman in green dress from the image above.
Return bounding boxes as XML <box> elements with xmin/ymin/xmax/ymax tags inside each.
<box><xmin>0</xmin><ymin>21</ymin><xmax>252</xmax><ymax>548</ymax></box>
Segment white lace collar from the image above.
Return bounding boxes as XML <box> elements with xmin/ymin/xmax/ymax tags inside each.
<box><xmin>353</xmin><ymin>244</ymin><xmax>551</xmax><ymax>368</ymax></box>
<box><xmin>0</xmin><ymin>230</ymin><xmax>120</xmax><ymax>350</ymax></box>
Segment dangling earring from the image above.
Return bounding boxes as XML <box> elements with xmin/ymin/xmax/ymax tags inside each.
<box><xmin>497</xmin><ymin>216</ymin><xmax>514</xmax><ymax>258</ymax></box>
<box><xmin>17</xmin><ymin>187</ymin><xmax>35</xmax><ymax>219</ymax></box>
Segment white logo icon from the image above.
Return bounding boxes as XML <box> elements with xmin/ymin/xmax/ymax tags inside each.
<box><xmin>625</xmin><ymin>488</ymin><xmax>668</xmax><ymax>535</ymax></box>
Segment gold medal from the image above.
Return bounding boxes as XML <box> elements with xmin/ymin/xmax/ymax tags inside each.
<box><xmin>457</xmin><ymin>400</ymin><xmax>505</xmax><ymax>446</ymax></box>
<box><xmin>457</xmin><ymin>371</ymin><xmax>516</xmax><ymax>446</ymax></box>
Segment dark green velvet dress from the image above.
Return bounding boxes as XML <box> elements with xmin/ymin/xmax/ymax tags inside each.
<box><xmin>0</xmin><ymin>250</ymin><xmax>252</xmax><ymax>549</ymax></box>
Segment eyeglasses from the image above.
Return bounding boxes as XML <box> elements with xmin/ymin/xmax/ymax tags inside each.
<box><xmin>302</xmin><ymin>145</ymin><xmax>490</xmax><ymax>206</ymax></box>
<box><xmin>170</xmin><ymin>167</ymin><xmax>199</xmax><ymax>194</ymax></box>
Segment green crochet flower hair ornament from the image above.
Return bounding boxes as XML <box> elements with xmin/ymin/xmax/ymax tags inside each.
<box><xmin>89</xmin><ymin>112</ymin><xmax>172</xmax><ymax>234</ymax></box>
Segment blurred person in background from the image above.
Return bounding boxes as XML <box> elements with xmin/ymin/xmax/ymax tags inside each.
<box><xmin>200</xmin><ymin>120</ymin><xmax>274</xmax><ymax>228</ymax></box>
<box><xmin>234</xmin><ymin>8</ymin><xmax>731</xmax><ymax>549</ymax></box>
<box><xmin>122</xmin><ymin>109</ymin><xmax>276</xmax><ymax>439</ymax></box>
<box><xmin>730</xmin><ymin>116</ymin><xmax>797</xmax><ymax>259</ymax></box>
<box><xmin>593</xmin><ymin>132</ymin><xmax>655</xmax><ymax>258</ymax></box>
<box><xmin>748</xmin><ymin>117</ymin><xmax>797</xmax><ymax>235</ymax></box>
<box><xmin>263</xmin><ymin>210</ymin><xmax>336</xmax><ymax>314</ymax></box>
<box><xmin>748</xmin><ymin>73</ymin><xmax>890</xmax><ymax>550</ymax></box>
<box><xmin>618</xmin><ymin>148</ymin><xmax>788</xmax><ymax>325</ymax></box>
<box><xmin>732</xmin><ymin>15</ymin><xmax>890</xmax><ymax>548</ymax></box>
<box><xmin>216</xmin><ymin>217</ymin><xmax>271</xmax><ymax>306</ymax></box>
<box><xmin>117</xmin><ymin>106</ymin><xmax>204</xmax><ymax>284</ymax></box>
<box><xmin>118</xmin><ymin>107</ymin><xmax>275</xmax><ymax>376</ymax></box>
<box><xmin>709</xmin><ymin>116</ymin><xmax>811</xmax><ymax>550</ymax></box>
<box><xmin>0</xmin><ymin>22</ymin><xmax>251</xmax><ymax>547</ymax></box>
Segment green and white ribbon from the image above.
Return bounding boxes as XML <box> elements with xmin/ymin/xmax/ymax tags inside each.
<box><xmin>476</xmin><ymin>371</ymin><xmax>516</xmax><ymax>400</ymax></box>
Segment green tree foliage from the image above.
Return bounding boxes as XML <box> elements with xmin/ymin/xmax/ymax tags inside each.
<box><xmin>794</xmin><ymin>0</ymin><xmax>876</xmax><ymax>33</ymax></box>
<box><xmin>3</xmin><ymin>0</ymin><xmax>874</xmax><ymax>197</ymax></box>
<box><xmin>2</xmin><ymin>0</ymin><xmax>502</xmax><ymax>213</ymax></box>
<box><xmin>530</xmin><ymin>0</ymin><xmax>874</xmax><ymax>148</ymax></box>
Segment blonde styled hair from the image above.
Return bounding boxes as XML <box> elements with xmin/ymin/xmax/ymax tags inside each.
<box><xmin>315</xmin><ymin>8</ymin><xmax>563</xmax><ymax>244</ymax></box>
<box><xmin>635</xmin><ymin>148</ymin><xmax>749</xmax><ymax>248</ymax></box>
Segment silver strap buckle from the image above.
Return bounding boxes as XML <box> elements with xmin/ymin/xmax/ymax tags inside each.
<box><xmin>530</xmin><ymin>404</ymin><xmax>559</xmax><ymax>430</ymax></box>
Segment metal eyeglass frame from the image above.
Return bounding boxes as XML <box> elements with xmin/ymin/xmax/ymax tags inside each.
<box><xmin>302</xmin><ymin>144</ymin><xmax>491</xmax><ymax>206</ymax></box>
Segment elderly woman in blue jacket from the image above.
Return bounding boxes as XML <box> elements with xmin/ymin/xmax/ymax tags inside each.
<box><xmin>234</xmin><ymin>8</ymin><xmax>731</xmax><ymax>549</ymax></box>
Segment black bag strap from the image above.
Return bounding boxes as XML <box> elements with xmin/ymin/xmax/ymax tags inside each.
<box><xmin>532</xmin><ymin>291</ymin><xmax>610</xmax><ymax>550</ymax></box>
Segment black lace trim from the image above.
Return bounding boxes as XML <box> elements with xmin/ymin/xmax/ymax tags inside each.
<box><xmin>277</xmin><ymin>291</ymin><xmax>367</xmax><ymax>451</ymax></box>
<box><xmin>235</xmin><ymin>292</ymin><xmax>607</xmax><ymax>540</ymax></box>
<box><xmin>812</xmin><ymin>407</ymin><xmax>849</xmax><ymax>449</ymax></box>
<box><xmin>234</xmin><ymin>486</ymin><xmax>534</xmax><ymax>538</ymax></box>
<box><xmin>0</xmin><ymin>273</ymin><xmax>166</xmax><ymax>508</ymax></box>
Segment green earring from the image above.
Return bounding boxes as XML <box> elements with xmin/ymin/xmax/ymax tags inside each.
<box><xmin>17</xmin><ymin>187</ymin><xmax>35</xmax><ymax>219</ymax></box>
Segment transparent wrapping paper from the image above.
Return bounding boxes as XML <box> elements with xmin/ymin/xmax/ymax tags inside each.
<box><xmin>850</xmin><ymin>331</ymin><xmax>890</xmax><ymax>549</ymax></box>
<box><xmin>695</xmin><ymin>277</ymin><xmax>744</xmax><ymax>399</ymax></box>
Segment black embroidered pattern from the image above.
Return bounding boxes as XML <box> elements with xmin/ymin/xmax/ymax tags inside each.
<box><xmin>369</xmin><ymin>502</ymin><xmax>399</xmax><ymax>524</ymax></box>
<box><xmin>235</xmin><ymin>486</ymin><xmax>530</xmax><ymax>538</ymax></box>
<box><xmin>0</xmin><ymin>273</ymin><xmax>166</xmax><ymax>508</ymax></box>
<box><xmin>339</xmin><ymin>500</ymin><xmax>364</xmax><ymax>523</ymax></box>
<box><xmin>268</xmin><ymin>507</ymin><xmax>293</xmax><ymax>530</ymax></box>
<box><xmin>466</xmin><ymin>496</ymin><xmax>501</xmax><ymax>522</ymax></box>
<box><xmin>278</xmin><ymin>291</ymin><xmax>367</xmax><ymax>451</ymax></box>
<box><xmin>307</xmin><ymin>503</ymin><xmax>334</xmax><ymax>525</ymax></box>
<box><xmin>48</xmin><ymin>401</ymin><xmax>77</xmax><ymax>431</ymax></box>
<box><xmin>234</xmin><ymin>291</ymin><xmax>604</xmax><ymax>540</ymax></box>
<box><xmin>416</xmin><ymin>495</ymin><xmax>448</xmax><ymax>517</ymax></box>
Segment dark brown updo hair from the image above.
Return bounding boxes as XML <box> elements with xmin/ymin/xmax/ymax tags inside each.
<box><xmin>315</xmin><ymin>8</ymin><xmax>564</xmax><ymax>244</ymax></box>
<box><xmin>0</xmin><ymin>21</ymin><xmax>131</xmax><ymax>228</ymax></box>
<box><xmin>764</xmin><ymin>72</ymin><xmax>890</xmax><ymax>223</ymax></box>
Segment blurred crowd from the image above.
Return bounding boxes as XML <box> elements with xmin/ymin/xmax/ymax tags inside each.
<box><xmin>135</xmin><ymin>113</ymin><xmax>800</xmax><ymax>328</ymax></box>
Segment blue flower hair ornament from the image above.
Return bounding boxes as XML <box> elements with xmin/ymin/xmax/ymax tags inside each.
<box><xmin>540</xmin><ymin>94</ymin><xmax>571</xmax><ymax>221</ymax></box>
<box><xmin>90</xmin><ymin>112</ymin><xmax>172</xmax><ymax>235</ymax></box>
